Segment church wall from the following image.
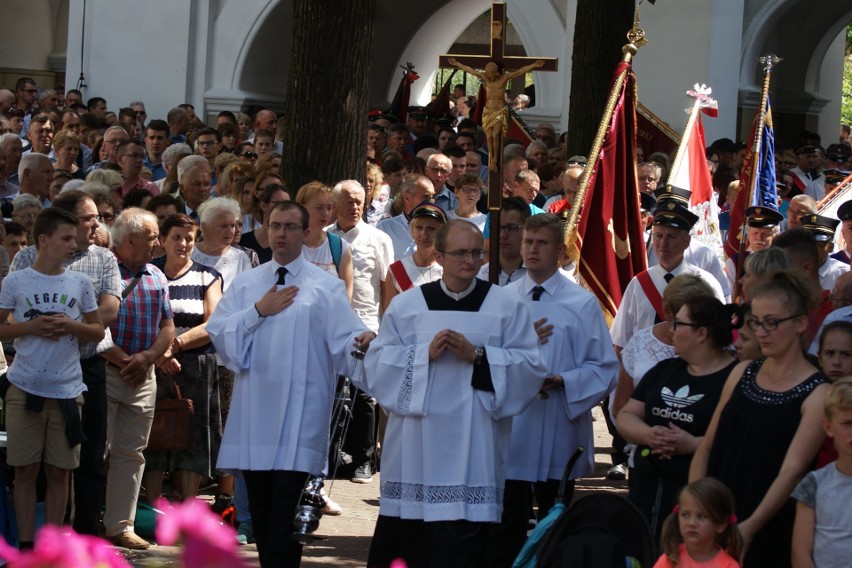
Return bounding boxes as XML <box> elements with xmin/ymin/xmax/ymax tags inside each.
<box><xmin>0</xmin><ymin>0</ymin><xmax>55</xmax><ymax>71</ymax></box>
<box><xmin>633</xmin><ymin>0</ymin><xmax>742</xmax><ymax>148</ymax></box>
<box><xmin>65</xmin><ymin>0</ymin><xmax>200</xmax><ymax>122</ymax></box>
<box><xmin>815</xmin><ymin>31</ymin><xmax>845</xmax><ymax>146</ymax></box>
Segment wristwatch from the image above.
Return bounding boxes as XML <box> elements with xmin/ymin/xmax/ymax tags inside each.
<box><xmin>473</xmin><ymin>346</ymin><xmax>485</xmax><ymax>366</ymax></box>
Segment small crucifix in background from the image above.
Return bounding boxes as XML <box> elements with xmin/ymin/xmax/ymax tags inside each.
<box><xmin>438</xmin><ymin>2</ymin><xmax>558</xmax><ymax>282</ymax></box>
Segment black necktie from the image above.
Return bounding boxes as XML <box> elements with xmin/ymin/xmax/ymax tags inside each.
<box><xmin>189</xmin><ymin>210</ymin><xmax>198</xmax><ymax>220</ymax></box>
<box><xmin>664</xmin><ymin>272</ymin><xmax>674</xmax><ymax>284</ymax></box>
<box><xmin>532</xmin><ymin>286</ymin><xmax>545</xmax><ymax>301</ymax></box>
<box><xmin>277</xmin><ymin>267</ymin><xmax>287</xmax><ymax>285</ymax></box>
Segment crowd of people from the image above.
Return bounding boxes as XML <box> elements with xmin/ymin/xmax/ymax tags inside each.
<box><xmin>1</xmin><ymin>73</ymin><xmax>851</xmax><ymax>568</ymax></box>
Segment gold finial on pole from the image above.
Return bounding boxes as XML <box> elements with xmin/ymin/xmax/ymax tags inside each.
<box><xmin>732</xmin><ymin>53</ymin><xmax>781</xmax><ymax>299</ymax></box>
<box><xmin>563</xmin><ymin>18</ymin><xmax>646</xmax><ymax>252</ymax></box>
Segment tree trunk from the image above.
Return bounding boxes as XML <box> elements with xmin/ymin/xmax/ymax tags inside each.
<box><xmin>566</xmin><ymin>0</ymin><xmax>635</xmax><ymax>158</ymax></box>
<box><xmin>281</xmin><ymin>0</ymin><xmax>375</xmax><ymax>193</ymax></box>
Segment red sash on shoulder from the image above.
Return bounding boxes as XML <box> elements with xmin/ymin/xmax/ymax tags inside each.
<box><xmin>637</xmin><ymin>271</ymin><xmax>665</xmax><ymax>322</ymax></box>
<box><xmin>389</xmin><ymin>260</ymin><xmax>414</xmax><ymax>292</ymax></box>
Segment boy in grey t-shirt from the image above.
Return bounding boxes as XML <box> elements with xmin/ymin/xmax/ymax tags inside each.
<box><xmin>792</xmin><ymin>377</ymin><xmax>852</xmax><ymax>568</ymax></box>
<box><xmin>0</xmin><ymin>208</ymin><xmax>104</xmax><ymax>549</ymax></box>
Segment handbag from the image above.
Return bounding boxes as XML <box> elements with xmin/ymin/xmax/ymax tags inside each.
<box><xmin>147</xmin><ymin>382</ymin><xmax>194</xmax><ymax>452</ymax></box>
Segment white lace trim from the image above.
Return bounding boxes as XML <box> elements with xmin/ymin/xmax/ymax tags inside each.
<box><xmin>398</xmin><ymin>346</ymin><xmax>416</xmax><ymax>413</ymax></box>
<box><xmin>382</xmin><ymin>481</ymin><xmax>503</xmax><ymax>506</ymax></box>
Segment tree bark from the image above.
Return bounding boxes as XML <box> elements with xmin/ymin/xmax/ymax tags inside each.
<box><xmin>281</xmin><ymin>0</ymin><xmax>375</xmax><ymax>193</ymax></box>
<box><xmin>566</xmin><ymin>0</ymin><xmax>635</xmax><ymax>158</ymax></box>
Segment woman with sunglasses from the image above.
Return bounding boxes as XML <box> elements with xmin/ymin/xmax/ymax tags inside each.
<box><xmin>691</xmin><ymin>269</ymin><xmax>829</xmax><ymax>566</ymax></box>
<box><xmin>617</xmin><ymin>295</ymin><xmax>740</xmax><ymax>541</ymax></box>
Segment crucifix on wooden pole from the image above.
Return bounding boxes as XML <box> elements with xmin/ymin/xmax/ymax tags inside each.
<box><xmin>439</xmin><ymin>2</ymin><xmax>558</xmax><ymax>283</ymax></box>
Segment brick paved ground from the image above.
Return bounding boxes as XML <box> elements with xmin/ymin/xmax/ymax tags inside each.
<box><xmin>124</xmin><ymin>406</ymin><xmax>626</xmax><ymax>567</ymax></box>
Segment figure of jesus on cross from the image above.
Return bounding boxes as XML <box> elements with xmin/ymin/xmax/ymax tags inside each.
<box><xmin>446</xmin><ymin>58</ymin><xmax>545</xmax><ymax>172</ymax></box>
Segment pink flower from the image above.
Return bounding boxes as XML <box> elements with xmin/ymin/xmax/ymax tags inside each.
<box><xmin>154</xmin><ymin>498</ymin><xmax>249</xmax><ymax>568</ymax></box>
<box><xmin>0</xmin><ymin>525</ymin><xmax>130</xmax><ymax>568</ymax></box>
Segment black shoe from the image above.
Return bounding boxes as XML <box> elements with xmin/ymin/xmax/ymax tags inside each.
<box><xmin>606</xmin><ymin>463</ymin><xmax>628</xmax><ymax>480</ymax></box>
<box><xmin>351</xmin><ymin>463</ymin><xmax>373</xmax><ymax>484</ymax></box>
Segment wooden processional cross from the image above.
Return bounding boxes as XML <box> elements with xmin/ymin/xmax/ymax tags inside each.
<box><xmin>438</xmin><ymin>2</ymin><xmax>558</xmax><ymax>283</ymax></box>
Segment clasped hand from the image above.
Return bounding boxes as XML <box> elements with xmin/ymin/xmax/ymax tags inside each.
<box><xmin>29</xmin><ymin>313</ymin><xmax>74</xmax><ymax>341</ymax></box>
<box><xmin>647</xmin><ymin>422</ymin><xmax>695</xmax><ymax>460</ymax></box>
<box><xmin>429</xmin><ymin>329</ymin><xmax>476</xmax><ymax>362</ymax></box>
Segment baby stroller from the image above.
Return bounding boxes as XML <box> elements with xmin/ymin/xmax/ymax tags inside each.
<box><xmin>514</xmin><ymin>448</ymin><xmax>656</xmax><ymax>567</ymax></box>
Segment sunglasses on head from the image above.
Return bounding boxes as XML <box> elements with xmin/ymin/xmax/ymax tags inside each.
<box><xmin>240</xmin><ymin>152</ymin><xmax>258</xmax><ymax>159</ymax></box>
<box><xmin>368</xmin><ymin>124</ymin><xmax>386</xmax><ymax>133</ymax></box>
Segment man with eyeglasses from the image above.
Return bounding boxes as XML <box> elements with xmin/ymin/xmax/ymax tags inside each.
<box><xmin>193</xmin><ymin>127</ymin><xmax>221</xmax><ymax>183</ymax></box>
<box><xmin>116</xmin><ymin>140</ymin><xmax>160</xmax><ymax>197</ymax></box>
<box><xmin>362</xmin><ymin>219</ymin><xmax>545</xmax><ymax>567</ymax></box>
<box><xmin>208</xmin><ymin>201</ymin><xmax>373</xmax><ymax>566</ymax></box>
<box><xmin>424</xmin><ymin>153</ymin><xmax>459</xmax><ymax>215</ymax></box>
<box><xmin>637</xmin><ymin>162</ymin><xmax>661</xmax><ymax>195</ymax></box>
<box><xmin>781</xmin><ymin>194</ymin><xmax>817</xmax><ymax>233</ymax></box>
<box><xmin>14</xmin><ymin>78</ymin><xmax>37</xmax><ymax>137</ymax></box>
<box><xmin>85</xmin><ymin>125</ymin><xmax>129</xmax><ymax>174</ymax></box>
<box><xmin>377</xmin><ymin>174</ymin><xmax>436</xmax><ymax>259</ymax></box>
<box><xmin>477</xmin><ymin>197</ymin><xmax>531</xmax><ymax>286</ymax></box>
<box><xmin>9</xmin><ymin>190</ymin><xmax>121</xmax><ymax>537</ymax></box>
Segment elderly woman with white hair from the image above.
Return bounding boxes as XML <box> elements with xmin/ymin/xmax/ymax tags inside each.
<box><xmin>191</xmin><ymin>197</ymin><xmax>256</xmax><ymax>291</ymax></box>
<box><xmin>189</xmin><ymin>195</ymin><xmax>257</xmax><ymax>542</ymax></box>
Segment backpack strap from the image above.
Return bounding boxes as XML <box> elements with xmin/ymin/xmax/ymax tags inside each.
<box><xmin>327</xmin><ymin>232</ymin><xmax>343</xmax><ymax>271</ymax></box>
<box><xmin>389</xmin><ymin>260</ymin><xmax>414</xmax><ymax>292</ymax></box>
<box><xmin>636</xmin><ymin>271</ymin><xmax>665</xmax><ymax>322</ymax></box>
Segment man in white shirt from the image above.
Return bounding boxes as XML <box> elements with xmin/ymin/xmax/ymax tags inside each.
<box><xmin>207</xmin><ymin>201</ymin><xmax>373</xmax><ymax>567</ymax></box>
<box><xmin>488</xmin><ymin>213</ymin><xmax>617</xmax><ymax>565</ymax></box>
<box><xmin>328</xmin><ymin>180</ymin><xmax>394</xmax><ymax>484</ymax></box>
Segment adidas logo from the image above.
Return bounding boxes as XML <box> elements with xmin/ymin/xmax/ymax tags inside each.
<box><xmin>650</xmin><ymin>386</ymin><xmax>704</xmax><ymax>423</ymax></box>
<box><xmin>660</xmin><ymin>386</ymin><xmax>704</xmax><ymax>408</ymax></box>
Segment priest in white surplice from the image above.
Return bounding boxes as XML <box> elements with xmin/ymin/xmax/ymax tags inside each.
<box><xmin>487</xmin><ymin>213</ymin><xmax>618</xmax><ymax>566</ymax></box>
<box><xmin>361</xmin><ymin>220</ymin><xmax>546</xmax><ymax>568</ymax></box>
<box><xmin>207</xmin><ymin>202</ymin><xmax>374</xmax><ymax>568</ymax></box>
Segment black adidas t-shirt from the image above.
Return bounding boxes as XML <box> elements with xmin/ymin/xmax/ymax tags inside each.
<box><xmin>628</xmin><ymin>356</ymin><xmax>737</xmax><ymax>536</ymax></box>
<box><xmin>633</xmin><ymin>357</ymin><xmax>734</xmax><ymax>437</ymax></box>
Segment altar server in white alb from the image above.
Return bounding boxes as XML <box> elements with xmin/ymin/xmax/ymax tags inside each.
<box><xmin>361</xmin><ymin>219</ymin><xmax>546</xmax><ymax>568</ymax></box>
<box><xmin>207</xmin><ymin>201</ymin><xmax>374</xmax><ymax>568</ymax></box>
<box><xmin>486</xmin><ymin>213</ymin><xmax>618</xmax><ymax>566</ymax></box>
